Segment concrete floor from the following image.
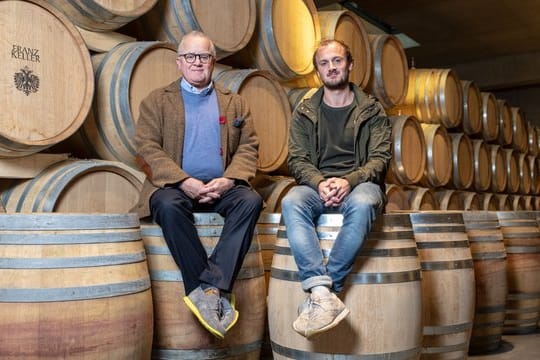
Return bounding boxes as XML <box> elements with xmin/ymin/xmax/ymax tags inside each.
<box><xmin>469</xmin><ymin>331</ymin><xmax>540</xmax><ymax>360</ymax></box>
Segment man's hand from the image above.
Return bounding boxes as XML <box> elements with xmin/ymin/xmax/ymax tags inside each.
<box><xmin>318</xmin><ymin>177</ymin><xmax>350</xmax><ymax>207</ymax></box>
<box><xmin>198</xmin><ymin>177</ymin><xmax>235</xmax><ymax>204</ymax></box>
<box><xmin>179</xmin><ymin>177</ymin><xmax>206</xmax><ymax>200</ymax></box>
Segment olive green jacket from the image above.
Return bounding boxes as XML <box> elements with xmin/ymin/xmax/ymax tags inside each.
<box><xmin>287</xmin><ymin>83</ymin><xmax>392</xmax><ymax>192</ymax></box>
<box><xmin>132</xmin><ymin>79</ymin><xmax>259</xmax><ymax>218</ymax></box>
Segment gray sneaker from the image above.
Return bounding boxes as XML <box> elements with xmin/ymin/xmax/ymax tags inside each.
<box><xmin>292</xmin><ymin>295</ymin><xmax>312</xmax><ymax>336</ymax></box>
<box><xmin>183</xmin><ymin>286</ymin><xmax>226</xmax><ymax>339</ymax></box>
<box><xmin>220</xmin><ymin>293</ymin><xmax>239</xmax><ymax>332</ymax></box>
<box><xmin>294</xmin><ymin>292</ymin><xmax>349</xmax><ymax>338</ymax></box>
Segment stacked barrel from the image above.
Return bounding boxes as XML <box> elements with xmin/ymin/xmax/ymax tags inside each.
<box><xmin>2</xmin><ymin>1</ymin><xmax>539</xmax><ymax>359</ymax></box>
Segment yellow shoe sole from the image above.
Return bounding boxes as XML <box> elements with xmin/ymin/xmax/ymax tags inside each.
<box><xmin>183</xmin><ymin>296</ymin><xmax>225</xmax><ymax>339</ymax></box>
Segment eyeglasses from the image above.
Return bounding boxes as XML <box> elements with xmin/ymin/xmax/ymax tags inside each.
<box><xmin>178</xmin><ymin>53</ymin><xmax>213</xmax><ymax>64</ymax></box>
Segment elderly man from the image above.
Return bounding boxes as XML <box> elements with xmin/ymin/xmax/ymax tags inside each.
<box><xmin>133</xmin><ymin>31</ymin><xmax>262</xmax><ymax>339</ymax></box>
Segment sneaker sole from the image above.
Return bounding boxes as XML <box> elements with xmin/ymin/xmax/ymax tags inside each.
<box><xmin>183</xmin><ymin>296</ymin><xmax>225</xmax><ymax>339</ymax></box>
<box><xmin>225</xmin><ymin>310</ymin><xmax>240</xmax><ymax>332</ymax></box>
<box><xmin>305</xmin><ymin>307</ymin><xmax>350</xmax><ymax>339</ymax></box>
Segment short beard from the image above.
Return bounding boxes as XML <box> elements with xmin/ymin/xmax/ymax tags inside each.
<box><xmin>322</xmin><ymin>77</ymin><xmax>349</xmax><ymax>90</ymax></box>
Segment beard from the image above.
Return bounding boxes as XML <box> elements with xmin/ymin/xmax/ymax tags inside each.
<box><xmin>321</xmin><ymin>69</ymin><xmax>350</xmax><ymax>90</ymax></box>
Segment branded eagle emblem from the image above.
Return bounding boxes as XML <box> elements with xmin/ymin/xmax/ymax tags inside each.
<box><xmin>14</xmin><ymin>66</ymin><xmax>39</xmax><ymax>96</ymax></box>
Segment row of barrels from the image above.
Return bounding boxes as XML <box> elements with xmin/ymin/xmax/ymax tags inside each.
<box><xmin>1</xmin><ymin>210</ymin><xmax>538</xmax><ymax>359</ymax></box>
<box><xmin>385</xmin><ymin>114</ymin><xmax>540</xmax><ymax>195</ymax></box>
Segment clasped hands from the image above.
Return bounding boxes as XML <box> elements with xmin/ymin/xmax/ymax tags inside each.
<box><xmin>318</xmin><ymin>177</ymin><xmax>350</xmax><ymax>207</ymax></box>
<box><xmin>180</xmin><ymin>177</ymin><xmax>235</xmax><ymax>204</ymax></box>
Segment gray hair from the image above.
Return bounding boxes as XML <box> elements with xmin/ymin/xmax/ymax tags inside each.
<box><xmin>177</xmin><ymin>30</ymin><xmax>216</xmax><ymax>57</ymax></box>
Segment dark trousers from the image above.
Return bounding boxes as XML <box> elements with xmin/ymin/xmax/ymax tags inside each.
<box><xmin>150</xmin><ymin>185</ymin><xmax>263</xmax><ymax>294</ymax></box>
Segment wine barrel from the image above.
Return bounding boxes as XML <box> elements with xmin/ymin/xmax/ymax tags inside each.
<box><xmin>462</xmin><ymin>211</ymin><xmax>507</xmax><ymax>355</ymax></box>
<box><xmin>529</xmin><ymin>155</ymin><xmax>540</xmax><ymax>195</ymax></box>
<box><xmin>410</xmin><ymin>211</ymin><xmax>475</xmax><ymax>360</ymax></box>
<box><xmin>528</xmin><ymin>123</ymin><xmax>539</xmax><ymax>156</ymax></box>
<box><xmin>472</xmin><ymin>139</ymin><xmax>492</xmax><ymax>192</ymax></box>
<box><xmin>391</xmin><ymin>68</ymin><xmax>463</xmax><ymax>129</ymax></box>
<box><xmin>419</xmin><ymin>124</ymin><xmax>453</xmax><ymax>188</ymax></box>
<box><xmin>489</xmin><ymin>144</ymin><xmax>508</xmax><ymax>194</ymax></box>
<box><xmin>366</xmin><ymin>34</ymin><xmax>409</xmax><ymax>109</ymax></box>
<box><xmin>459</xmin><ymin>191</ymin><xmax>482</xmax><ymax>211</ymax></box>
<box><xmin>460</xmin><ymin>80</ymin><xmax>483</xmax><ymax>137</ymax></box>
<box><xmin>386</xmin><ymin>115</ymin><xmax>427</xmax><ymax>185</ymax></box>
<box><xmin>404</xmin><ymin>186</ymin><xmax>439</xmax><ymax>211</ymax></box>
<box><xmin>510</xmin><ymin>195</ymin><xmax>526</xmax><ymax>210</ymax></box>
<box><xmin>137</xmin><ymin>0</ymin><xmax>256</xmax><ymax>60</ymax></box>
<box><xmin>141</xmin><ymin>214</ymin><xmax>266</xmax><ymax>359</ymax></box>
<box><xmin>480</xmin><ymin>92</ymin><xmax>499</xmax><ymax>142</ymax></box>
<box><xmin>283</xmin><ymin>9</ymin><xmax>371</xmax><ymax>89</ymax></box>
<box><xmin>385</xmin><ymin>183</ymin><xmax>411</xmax><ymax>212</ymax></box>
<box><xmin>49</xmin><ymin>0</ymin><xmax>158</xmax><ymax>32</ymax></box>
<box><xmin>511</xmin><ymin>107</ymin><xmax>528</xmax><ymax>153</ymax></box>
<box><xmin>480</xmin><ymin>193</ymin><xmax>499</xmax><ymax>211</ymax></box>
<box><xmin>502</xmin><ymin>148</ymin><xmax>520</xmax><ymax>194</ymax></box>
<box><xmin>518</xmin><ymin>153</ymin><xmax>532</xmax><ymax>195</ymax></box>
<box><xmin>495</xmin><ymin>194</ymin><xmax>513</xmax><ymax>211</ymax></box>
<box><xmin>0</xmin><ymin>0</ymin><xmax>93</xmax><ymax>157</ymax></box>
<box><xmin>225</xmin><ymin>0</ymin><xmax>320</xmax><ymax>80</ymax></box>
<box><xmin>496</xmin><ymin>99</ymin><xmax>513</xmax><ymax>146</ymax></box>
<box><xmin>449</xmin><ymin>133</ymin><xmax>474</xmax><ymax>190</ymax></box>
<box><xmin>268</xmin><ymin>213</ymin><xmax>423</xmax><ymax>359</ymax></box>
<box><xmin>0</xmin><ymin>159</ymin><xmax>145</xmax><ymax>213</ymax></box>
<box><xmin>213</xmin><ymin>65</ymin><xmax>292</xmax><ymax>174</ymax></box>
<box><xmin>496</xmin><ymin>211</ymin><xmax>540</xmax><ymax>334</ymax></box>
<box><xmin>54</xmin><ymin>41</ymin><xmax>178</xmax><ymax>168</ymax></box>
<box><xmin>0</xmin><ymin>213</ymin><xmax>153</xmax><ymax>359</ymax></box>
<box><xmin>435</xmin><ymin>189</ymin><xmax>464</xmax><ymax>210</ymax></box>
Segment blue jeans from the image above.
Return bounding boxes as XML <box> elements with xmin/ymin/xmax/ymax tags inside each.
<box><xmin>281</xmin><ymin>182</ymin><xmax>385</xmax><ymax>293</ymax></box>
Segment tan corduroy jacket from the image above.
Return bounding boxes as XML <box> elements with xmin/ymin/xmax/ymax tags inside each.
<box><xmin>132</xmin><ymin>79</ymin><xmax>259</xmax><ymax>219</ymax></box>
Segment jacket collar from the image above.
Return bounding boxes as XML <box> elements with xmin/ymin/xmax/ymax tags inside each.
<box><xmin>297</xmin><ymin>83</ymin><xmax>383</xmax><ymax>124</ymax></box>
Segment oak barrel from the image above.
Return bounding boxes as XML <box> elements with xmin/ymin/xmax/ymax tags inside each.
<box><xmin>489</xmin><ymin>145</ymin><xmax>508</xmax><ymax>194</ymax></box>
<box><xmin>141</xmin><ymin>214</ymin><xmax>266</xmax><ymax>359</ymax></box>
<box><xmin>419</xmin><ymin>124</ymin><xmax>453</xmax><ymax>188</ymax></box>
<box><xmin>0</xmin><ymin>159</ymin><xmax>145</xmax><ymax>213</ymax></box>
<box><xmin>0</xmin><ymin>0</ymin><xmax>93</xmax><ymax>157</ymax></box>
<box><xmin>367</xmin><ymin>34</ymin><xmax>409</xmax><ymax>109</ymax></box>
<box><xmin>284</xmin><ymin>9</ymin><xmax>371</xmax><ymax>89</ymax></box>
<box><xmin>404</xmin><ymin>186</ymin><xmax>439</xmax><ymax>211</ymax></box>
<box><xmin>0</xmin><ymin>213</ymin><xmax>153</xmax><ymax>359</ymax></box>
<box><xmin>386</xmin><ymin>115</ymin><xmax>427</xmax><ymax>185</ymax></box>
<box><xmin>480</xmin><ymin>92</ymin><xmax>500</xmax><ymax>143</ymax></box>
<box><xmin>49</xmin><ymin>0</ymin><xmax>158</xmax><ymax>31</ymax></box>
<box><xmin>472</xmin><ymin>139</ymin><xmax>492</xmax><ymax>192</ymax></box>
<box><xmin>268</xmin><ymin>213</ymin><xmax>423</xmax><ymax>359</ymax></box>
<box><xmin>226</xmin><ymin>0</ymin><xmax>320</xmax><ymax>80</ymax></box>
<box><xmin>496</xmin><ymin>211</ymin><xmax>540</xmax><ymax>334</ymax></box>
<box><xmin>511</xmin><ymin>107</ymin><xmax>528</xmax><ymax>153</ymax></box>
<box><xmin>409</xmin><ymin>211</ymin><xmax>475</xmax><ymax>359</ymax></box>
<box><xmin>435</xmin><ymin>189</ymin><xmax>464</xmax><ymax>210</ymax></box>
<box><xmin>460</xmin><ymin>80</ymin><xmax>482</xmax><ymax>137</ymax></box>
<box><xmin>386</xmin><ymin>183</ymin><xmax>411</xmax><ymax>212</ymax></box>
<box><xmin>59</xmin><ymin>41</ymin><xmax>179</xmax><ymax>168</ymax></box>
<box><xmin>391</xmin><ymin>68</ymin><xmax>463</xmax><ymax>129</ymax></box>
<box><xmin>137</xmin><ymin>0</ymin><xmax>256</xmax><ymax>60</ymax></box>
<box><xmin>497</xmin><ymin>99</ymin><xmax>513</xmax><ymax>147</ymax></box>
<box><xmin>462</xmin><ymin>211</ymin><xmax>508</xmax><ymax>355</ymax></box>
<box><xmin>213</xmin><ymin>65</ymin><xmax>292</xmax><ymax>174</ymax></box>
<box><xmin>449</xmin><ymin>133</ymin><xmax>474</xmax><ymax>190</ymax></box>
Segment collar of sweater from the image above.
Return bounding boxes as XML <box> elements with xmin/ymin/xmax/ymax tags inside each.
<box><xmin>180</xmin><ymin>77</ymin><xmax>213</xmax><ymax>95</ymax></box>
